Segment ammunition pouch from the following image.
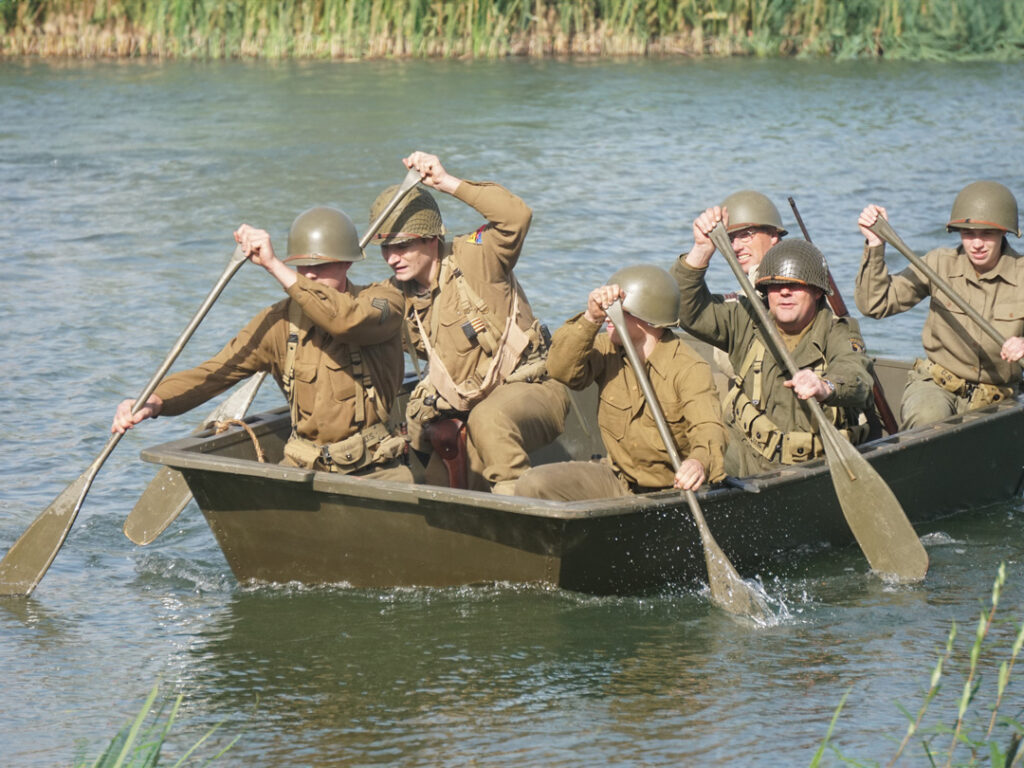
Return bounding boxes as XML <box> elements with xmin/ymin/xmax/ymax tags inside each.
<box><xmin>283</xmin><ymin>422</ymin><xmax>405</xmax><ymax>474</ymax></box>
<box><xmin>969</xmin><ymin>382</ymin><xmax>1016</xmax><ymax>408</ymax></box>
<box><xmin>914</xmin><ymin>358</ymin><xmax>1016</xmax><ymax>410</ymax></box>
<box><xmin>728</xmin><ymin>385</ymin><xmax>870</xmax><ymax>465</ymax></box>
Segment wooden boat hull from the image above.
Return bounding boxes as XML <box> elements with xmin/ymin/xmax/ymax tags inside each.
<box><xmin>140</xmin><ymin>359</ymin><xmax>1024</xmax><ymax>594</ymax></box>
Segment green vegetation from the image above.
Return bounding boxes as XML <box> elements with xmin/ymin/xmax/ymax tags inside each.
<box><xmin>2</xmin><ymin>0</ymin><xmax>1023</xmax><ymax>59</ymax></box>
<box><xmin>812</xmin><ymin>563</ymin><xmax>1024</xmax><ymax>767</ymax></box>
<box><xmin>74</xmin><ymin>682</ymin><xmax>238</xmax><ymax>768</ymax></box>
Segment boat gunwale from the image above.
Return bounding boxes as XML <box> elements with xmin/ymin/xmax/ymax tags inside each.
<box><xmin>139</xmin><ymin>393</ymin><xmax>1024</xmax><ymax>521</ymax></box>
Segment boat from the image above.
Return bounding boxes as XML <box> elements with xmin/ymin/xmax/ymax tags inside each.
<box><xmin>140</xmin><ymin>347</ymin><xmax>1024</xmax><ymax>596</ymax></box>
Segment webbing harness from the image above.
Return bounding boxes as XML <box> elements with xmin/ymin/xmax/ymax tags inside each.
<box><xmin>281</xmin><ymin>300</ymin><xmax>389</xmax><ymax>436</ymax></box>
<box><xmin>723</xmin><ymin>337</ymin><xmax>868</xmax><ymax>464</ymax></box>
<box><xmin>410</xmin><ymin>248</ymin><xmax>537</xmax><ymax>411</ymax></box>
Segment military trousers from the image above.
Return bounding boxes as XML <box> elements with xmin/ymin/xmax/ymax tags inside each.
<box><xmin>899</xmin><ymin>367</ymin><xmax>970</xmax><ymax>430</ymax></box>
<box><xmin>723</xmin><ymin>423</ymin><xmax>780</xmax><ymax>478</ymax></box>
<box><xmin>466</xmin><ymin>377</ymin><xmax>570</xmax><ymax>492</ymax></box>
<box><xmin>513</xmin><ymin>459</ymin><xmax>630</xmax><ymax>501</ymax></box>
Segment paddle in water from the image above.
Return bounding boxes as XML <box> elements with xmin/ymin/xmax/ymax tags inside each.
<box><xmin>0</xmin><ymin>245</ymin><xmax>250</xmax><ymax>597</ymax></box>
<box><xmin>606</xmin><ymin>301</ymin><xmax>772</xmax><ymax>620</ymax></box>
<box><xmin>121</xmin><ymin>167</ymin><xmax>425</xmax><ymax>545</ymax></box>
<box><xmin>708</xmin><ymin>222</ymin><xmax>928</xmax><ymax>584</ymax></box>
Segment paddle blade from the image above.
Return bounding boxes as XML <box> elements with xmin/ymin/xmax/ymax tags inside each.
<box><xmin>689</xmin><ymin>497</ymin><xmax>772</xmax><ymax>622</ymax></box>
<box><xmin>0</xmin><ymin>471</ymin><xmax>92</xmax><ymax>597</ymax></box>
<box><xmin>824</xmin><ymin>436</ymin><xmax>928</xmax><ymax>583</ymax></box>
<box><xmin>123</xmin><ymin>372</ymin><xmax>268</xmax><ymax>546</ymax></box>
<box><xmin>123</xmin><ymin>467</ymin><xmax>193</xmax><ymax>546</ymax></box>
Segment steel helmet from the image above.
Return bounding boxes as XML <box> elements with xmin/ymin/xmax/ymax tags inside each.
<box><xmin>285</xmin><ymin>206</ymin><xmax>364</xmax><ymax>265</ymax></box>
<box><xmin>946</xmin><ymin>181</ymin><xmax>1021</xmax><ymax>238</ymax></box>
<box><xmin>721</xmin><ymin>190</ymin><xmax>788</xmax><ymax>236</ymax></box>
<box><xmin>369</xmin><ymin>185</ymin><xmax>445</xmax><ymax>246</ymax></box>
<box><xmin>755</xmin><ymin>240</ymin><xmax>832</xmax><ymax>295</ymax></box>
<box><xmin>607</xmin><ymin>265</ymin><xmax>680</xmax><ymax>328</ymax></box>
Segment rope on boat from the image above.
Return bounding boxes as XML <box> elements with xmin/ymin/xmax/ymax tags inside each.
<box><xmin>213</xmin><ymin>419</ymin><xmax>266</xmax><ymax>463</ymax></box>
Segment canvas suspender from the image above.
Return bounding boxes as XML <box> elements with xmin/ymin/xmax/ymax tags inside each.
<box><xmin>282</xmin><ymin>300</ymin><xmax>388</xmax><ymax>432</ymax></box>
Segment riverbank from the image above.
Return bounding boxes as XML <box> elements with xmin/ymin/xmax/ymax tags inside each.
<box><xmin>3</xmin><ymin>0</ymin><xmax>1023</xmax><ymax>60</ymax></box>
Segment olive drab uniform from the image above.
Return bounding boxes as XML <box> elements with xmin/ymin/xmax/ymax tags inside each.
<box><xmin>513</xmin><ymin>313</ymin><xmax>727</xmax><ymax>501</ymax></box>
<box><xmin>854</xmin><ymin>242</ymin><xmax>1024</xmax><ymax>428</ymax></box>
<box><xmin>674</xmin><ymin>261</ymin><xmax>873</xmax><ymax>477</ymax></box>
<box><xmin>153</xmin><ymin>274</ymin><xmax>411</xmax><ymax>481</ymax></box>
<box><xmin>399</xmin><ymin>181</ymin><xmax>570</xmax><ymax>492</ymax></box>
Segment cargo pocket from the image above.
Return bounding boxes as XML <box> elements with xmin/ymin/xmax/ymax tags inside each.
<box><xmin>992</xmin><ymin>300</ymin><xmax>1024</xmax><ymax>338</ymax></box>
<box><xmin>291</xmin><ymin>361</ymin><xmax>318</xmax><ymax>412</ymax></box>
<box><xmin>323</xmin><ymin>358</ymin><xmax>357</xmax><ymax>402</ymax></box>
<box><xmin>598</xmin><ymin>391</ymin><xmax>631</xmax><ymax>441</ymax></box>
<box><xmin>324</xmin><ymin>433</ymin><xmax>366</xmax><ymax>470</ymax></box>
<box><xmin>655</xmin><ymin>396</ymin><xmax>688</xmax><ymax>448</ymax></box>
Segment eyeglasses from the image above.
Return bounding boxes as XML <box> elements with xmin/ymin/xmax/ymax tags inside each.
<box><xmin>729</xmin><ymin>228</ymin><xmax>766</xmax><ymax>243</ymax></box>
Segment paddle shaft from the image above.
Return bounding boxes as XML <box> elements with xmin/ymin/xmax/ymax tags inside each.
<box><xmin>787</xmin><ymin>197</ymin><xmax>900</xmax><ymax>434</ymax></box>
<box><xmin>605</xmin><ymin>301</ymin><xmax>769</xmax><ymax>620</ymax></box>
<box><xmin>361</xmin><ymin>167</ymin><xmax>421</xmax><ymax>250</ymax></box>
<box><xmin>869</xmin><ymin>216</ymin><xmax>1024</xmax><ymax>370</ymax></box>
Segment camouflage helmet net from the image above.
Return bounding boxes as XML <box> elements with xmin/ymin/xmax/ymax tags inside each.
<box><xmin>754</xmin><ymin>239</ymin><xmax>832</xmax><ymax>295</ymax></box>
<box><xmin>369</xmin><ymin>185</ymin><xmax>445</xmax><ymax>246</ymax></box>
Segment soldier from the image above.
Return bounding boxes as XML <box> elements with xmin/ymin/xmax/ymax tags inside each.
<box><xmin>675</xmin><ymin>190</ymin><xmax>789</xmax><ymax>386</ymax></box>
<box><xmin>683</xmin><ymin>190</ymin><xmax>788</xmax><ymax>284</ymax></box>
<box><xmin>676</xmin><ymin>237</ymin><xmax>874</xmax><ymax>477</ymax></box>
<box><xmin>369</xmin><ymin>151</ymin><xmax>569</xmax><ymax>494</ymax></box>
<box><xmin>514</xmin><ymin>266</ymin><xmax>727</xmax><ymax>501</ymax></box>
<box><xmin>112</xmin><ymin>207</ymin><xmax>412</xmax><ymax>482</ymax></box>
<box><xmin>855</xmin><ymin>181</ymin><xmax>1024</xmax><ymax>429</ymax></box>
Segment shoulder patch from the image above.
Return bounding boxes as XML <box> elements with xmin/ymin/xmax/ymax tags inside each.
<box><xmin>371</xmin><ymin>297</ymin><xmax>391</xmax><ymax>324</ymax></box>
<box><xmin>472</xmin><ymin>224</ymin><xmax>487</xmax><ymax>244</ymax></box>
<box><xmin>850</xmin><ymin>337</ymin><xmax>865</xmax><ymax>353</ymax></box>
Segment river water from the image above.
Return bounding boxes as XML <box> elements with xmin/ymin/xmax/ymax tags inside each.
<box><xmin>2</xmin><ymin>57</ymin><xmax>1024</xmax><ymax>766</ymax></box>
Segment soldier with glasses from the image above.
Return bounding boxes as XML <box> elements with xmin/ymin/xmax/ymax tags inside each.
<box><xmin>112</xmin><ymin>207</ymin><xmax>412</xmax><ymax>482</ymax></box>
<box><xmin>855</xmin><ymin>181</ymin><xmax>1024</xmax><ymax>429</ymax></box>
<box><xmin>672</xmin><ymin>190</ymin><xmax>789</xmax><ymax>387</ymax></box>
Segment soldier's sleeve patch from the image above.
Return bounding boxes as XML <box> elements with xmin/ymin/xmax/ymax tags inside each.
<box><xmin>372</xmin><ymin>297</ymin><xmax>391</xmax><ymax>324</ymax></box>
<box><xmin>472</xmin><ymin>224</ymin><xmax>488</xmax><ymax>244</ymax></box>
<box><xmin>850</xmin><ymin>338</ymin><xmax>865</xmax><ymax>352</ymax></box>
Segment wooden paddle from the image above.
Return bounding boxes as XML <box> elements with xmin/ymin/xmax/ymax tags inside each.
<box><xmin>606</xmin><ymin>301</ymin><xmax>771</xmax><ymax>620</ymax></box>
<box><xmin>122</xmin><ymin>166</ymin><xmax>424</xmax><ymax>545</ymax></box>
<box><xmin>0</xmin><ymin>246</ymin><xmax>251</xmax><ymax>597</ymax></box>
<box><xmin>122</xmin><ymin>371</ymin><xmax>268</xmax><ymax>545</ymax></box>
<box><xmin>787</xmin><ymin>196</ymin><xmax>900</xmax><ymax>435</ymax></box>
<box><xmin>869</xmin><ymin>216</ymin><xmax>1024</xmax><ymax>369</ymax></box>
<box><xmin>708</xmin><ymin>223</ymin><xmax>928</xmax><ymax>583</ymax></box>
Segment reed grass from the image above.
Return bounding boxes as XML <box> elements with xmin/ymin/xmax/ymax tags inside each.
<box><xmin>2</xmin><ymin>0</ymin><xmax>1022</xmax><ymax>59</ymax></box>
<box><xmin>813</xmin><ymin>562</ymin><xmax>1024</xmax><ymax>767</ymax></box>
<box><xmin>74</xmin><ymin>682</ymin><xmax>238</xmax><ymax>768</ymax></box>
